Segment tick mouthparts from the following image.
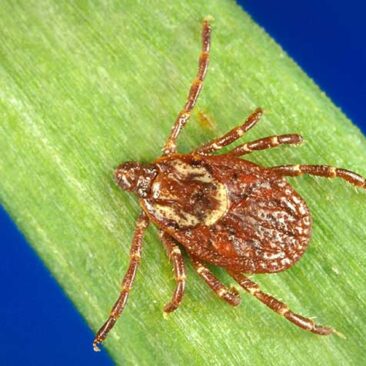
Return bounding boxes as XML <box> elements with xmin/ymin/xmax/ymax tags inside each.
<box><xmin>114</xmin><ymin>162</ymin><xmax>140</xmax><ymax>191</ymax></box>
<box><xmin>114</xmin><ymin>161</ymin><xmax>158</xmax><ymax>196</ymax></box>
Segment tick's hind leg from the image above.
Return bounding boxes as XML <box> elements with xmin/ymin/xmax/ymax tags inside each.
<box><xmin>159</xmin><ymin>232</ymin><xmax>186</xmax><ymax>313</ymax></box>
<box><xmin>228</xmin><ymin>271</ymin><xmax>334</xmax><ymax>335</ymax></box>
<box><xmin>93</xmin><ymin>212</ymin><xmax>149</xmax><ymax>352</ymax></box>
<box><xmin>190</xmin><ymin>255</ymin><xmax>241</xmax><ymax>306</ymax></box>
<box><xmin>268</xmin><ymin>164</ymin><xmax>366</xmax><ymax>189</ymax></box>
<box><xmin>162</xmin><ymin>20</ymin><xmax>211</xmax><ymax>156</ymax></box>
<box><xmin>195</xmin><ymin>108</ymin><xmax>263</xmax><ymax>155</ymax></box>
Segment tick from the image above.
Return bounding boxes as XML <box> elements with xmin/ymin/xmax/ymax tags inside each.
<box><xmin>93</xmin><ymin>19</ymin><xmax>365</xmax><ymax>351</ymax></box>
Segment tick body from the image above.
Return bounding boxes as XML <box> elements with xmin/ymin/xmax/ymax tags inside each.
<box><xmin>93</xmin><ymin>19</ymin><xmax>365</xmax><ymax>351</ymax></box>
<box><xmin>141</xmin><ymin>153</ymin><xmax>310</xmax><ymax>274</ymax></box>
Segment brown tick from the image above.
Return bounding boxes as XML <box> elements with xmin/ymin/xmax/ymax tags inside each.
<box><xmin>93</xmin><ymin>19</ymin><xmax>365</xmax><ymax>351</ymax></box>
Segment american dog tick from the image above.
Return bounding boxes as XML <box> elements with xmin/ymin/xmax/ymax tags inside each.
<box><xmin>93</xmin><ymin>20</ymin><xmax>365</xmax><ymax>351</ymax></box>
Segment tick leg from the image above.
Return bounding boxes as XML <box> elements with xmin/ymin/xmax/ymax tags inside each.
<box><xmin>228</xmin><ymin>134</ymin><xmax>303</xmax><ymax>156</ymax></box>
<box><xmin>162</xmin><ymin>19</ymin><xmax>212</xmax><ymax>155</ymax></box>
<box><xmin>190</xmin><ymin>255</ymin><xmax>241</xmax><ymax>306</ymax></box>
<box><xmin>195</xmin><ymin>108</ymin><xmax>263</xmax><ymax>155</ymax></box>
<box><xmin>228</xmin><ymin>272</ymin><xmax>334</xmax><ymax>335</ymax></box>
<box><xmin>268</xmin><ymin>164</ymin><xmax>366</xmax><ymax>189</ymax></box>
<box><xmin>159</xmin><ymin>232</ymin><xmax>186</xmax><ymax>313</ymax></box>
<box><xmin>93</xmin><ymin>212</ymin><xmax>149</xmax><ymax>352</ymax></box>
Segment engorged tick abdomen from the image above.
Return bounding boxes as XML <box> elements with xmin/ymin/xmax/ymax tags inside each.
<box><xmin>141</xmin><ymin>154</ymin><xmax>312</xmax><ymax>274</ymax></box>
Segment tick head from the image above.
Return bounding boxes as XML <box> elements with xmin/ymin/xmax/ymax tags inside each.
<box><xmin>114</xmin><ymin>161</ymin><xmax>157</xmax><ymax>198</ymax></box>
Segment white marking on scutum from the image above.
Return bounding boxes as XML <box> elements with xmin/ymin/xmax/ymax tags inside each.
<box><xmin>170</xmin><ymin>159</ymin><xmax>229</xmax><ymax>227</ymax></box>
<box><xmin>145</xmin><ymin>159</ymin><xmax>230</xmax><ymax>228</ymax></box>
<box><xmin>172</xmin><ymin>160</ymin><xmax>213</xmax><ymax>182</ymax></box>
<box><xmin>152</xmin><ymin>181</ymin><xmax>161</xmax><ymax>199</ymax></box>
<box><xmin>204</xmin><ymin>182</ymin><xmax>229</xmax><ymax>226</ymax></box>
<box><xmin>155</xmin><ymin>204</ymin><xmax>200</xmax><ymax>227</ymax></box>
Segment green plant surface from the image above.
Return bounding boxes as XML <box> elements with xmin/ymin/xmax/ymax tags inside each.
<box><xmin>1</xmin><ymin>1</ymin><xmax>366</xmax><ymax>365</ymax></box>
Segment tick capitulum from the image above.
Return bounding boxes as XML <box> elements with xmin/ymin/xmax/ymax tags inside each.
<box><xmin>93</xmin><ymin>19</ymin><xmax>364</xmax><ymax>351</ymax></box>
<box><xmin>114</xmin><ymin>162</ymin><xmax>157</xmax><ymax>197</ymax></box>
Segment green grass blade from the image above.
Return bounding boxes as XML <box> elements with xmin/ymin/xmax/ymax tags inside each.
<box><xmin>1</xmin><ymin>1</ymin><xmax>366</xmax><ymax>365</ymax></box>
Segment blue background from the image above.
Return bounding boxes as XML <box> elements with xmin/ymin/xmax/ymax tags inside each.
<box><xmin>1</xmin><ymin>1</ymin><xmax>365</xmax><ymax>364</ymax></box>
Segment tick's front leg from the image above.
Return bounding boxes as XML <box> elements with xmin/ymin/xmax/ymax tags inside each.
<box><xmin>159</xmin><ymin>231</ymin><xmax>186</xmax><ymax>313</ymax></box>
<box><xmin>93</xmin><ymin>212</ymin><xmax>149</xmax><ymax>351</ymax></box>
<box><xmin>162</xmin><ymin>19</ymin><xmax>212</xmax><ymax>156</ymax></box>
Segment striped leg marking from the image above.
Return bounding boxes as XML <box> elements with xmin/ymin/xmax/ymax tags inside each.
<box><xmin>229</xmin><ymin>272</ymin><xmax>334</xmax><ymax>335</ymax></box>
<box><xmin>160</xmin><ymin>232</ymin><xmax>186</xmax><ymax>313</ymax></box>
<box><xmin>195</xmin><ymin>108</ymin><xmax>263</xmax><ymax>155</ymax></box>
<box><xmin>93</xmin><ymin>212</ymin><xmax>149</xmax><ymax>352</ymax></box>
<box><xmin>269</xmin><ymin>164</ymin><xmax>366</xmax><ymax>188</ymax></box>
<box><xmin>229</xmin><ymin>134</ymin><xmax>303</xmax><ymax>156</ymax></box>
<box><xmin>190</xmin><ymin>255</ymin><xmax>241</xmax><ymax>306</ymax></box>
<box><xmin>162</xmin><ymin>19</ymin><xmax>212</xmax><ymax>155</ymax></box>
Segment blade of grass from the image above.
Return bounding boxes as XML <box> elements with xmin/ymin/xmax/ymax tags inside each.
<box><xmin>1</xmin><ymin>1</ymin><xmax>366</xmax><ymax>365</ymax></box>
